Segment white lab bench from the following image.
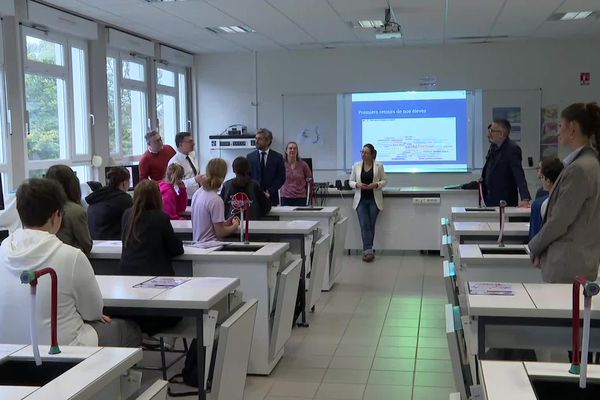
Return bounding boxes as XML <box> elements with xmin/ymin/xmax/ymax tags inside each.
<box><xmin>451</xmin><ymin>221</ymin><xmax>530</xmax><ymax>245</ymax></box>
<box><xmin>455</xmin><ymin>244</ymin><xmax>541</xmax><ymax>284</ymax></box>
<box><xmin>480</xmin><ymin>360</ymin><xmax>600</xmax><ymax>400</ymax></box>
<box><xmin>321</xmin><ymin>187</ymin><xmax>477</xmax><ymax>251</ymax></box>
<box><xmin>91</xmin><ymin>242</ymin><xmax>300</xmax><ymax>375</ymax></box>
<box><xmin>0</xmin><ymin>344</ymin><xmax>141</xmax><ymax>400</ymax></box>
<box><xmin>269</xmin><ymin>206</ymin><xmax>344</xmax><ymax>290</ymax></box>
<box><xmin>451</xmin><ymin>206</ymin><xmax>531</xmax><ymax>223</ymax></box>
<box><xmin>170</xmin><ymin>219</ymin><xmax>321</xmax><ymax>319</ymax></box>
<box><xmin>98</xmin><ymin>275</ymin><xmax>238</xmax><ymax>399</ymax></box>
<box><xmin>465</xmin><ymin>282</ymin><xmax>600</xmax><ymax>362</ymax></box>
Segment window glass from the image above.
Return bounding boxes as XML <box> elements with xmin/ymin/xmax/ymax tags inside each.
<box><xmin>120</xmin><ymin>88</ymin><xmax>147</xmax><ymax>157</ymax></box>
<box><xmin>26</xmin><ymin>35</ymin><xmax>64</xmax><ymax>66</ymax></box>
<box><xmin>25</xmin><ymin>74</ymin><xmax>68</xmax><ymax>161</ymax></box>
<box><xmin>122</xmin><ymin>60</ymin><xmax>145</xmax><ymax>81</ymax></box>
<box><xmin>157</xmin><ymin>93</ymin><xmax>177</xmax><ymax>146</ymax></box>
<box><xmin>157</xmin><ymin>67</ymin><xmax>175</xmax><ymax>87</ymax></box>
<box><xmin>71</xmin><ymin>47</ymin><xmax>89</xmax><ymax>155</ymax></box>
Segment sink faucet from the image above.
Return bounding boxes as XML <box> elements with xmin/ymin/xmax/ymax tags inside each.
<box><xmin>569</xmin><ymin>276</ymin><xmax>600</xmax><ymax>388</ymax></box>
<box><xmin>497</xmin><ymin>200</ymin><xmax>507</xmax><ymax>247</ymax></box>
<box><xmin>478</xmin><ymin>180</ymin><xmax>485</xmax><ymax>207</ymax></box>
<box><xmin>20</xmin><ymin>268</ymin><xmax>61</xmax><ymax>363</ymax></box>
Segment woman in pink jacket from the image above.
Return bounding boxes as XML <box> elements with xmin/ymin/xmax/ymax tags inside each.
<box><xmin>159</xmin><ymin>163</ymin><xmax>188</xmax><ymax>220</ymax></box>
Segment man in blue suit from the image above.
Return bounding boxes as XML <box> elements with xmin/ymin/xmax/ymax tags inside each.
<box><xmin>481</xmin><ymin>119</ymin><xmax>531</xmax><ymax>207</ymax></box>
<box><xmin>247</xmin><ymin>128</ymin><xmax>286</xmax><ymax>206</ymax></box>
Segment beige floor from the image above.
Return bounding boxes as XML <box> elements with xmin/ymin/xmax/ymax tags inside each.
<box><xmin>153</xmin><ymin>252</ymin><xmax>455</xmax><ymax>400</ymax></box>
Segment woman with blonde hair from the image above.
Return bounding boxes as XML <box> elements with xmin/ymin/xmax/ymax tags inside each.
<box><xmin>191</xmin><ymin>158</ymin><xmax>239</xmax><ymax>243</ymax></box>
<box><xmin>159</xmin><ymin>163</ymin><xmax>188</xmax><ymax>220</ymax></box>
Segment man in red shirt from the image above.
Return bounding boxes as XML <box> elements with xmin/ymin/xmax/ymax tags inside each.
<box><xmin>139</xmin><ymin>131</ymin><xmax>176</xmax><ymax>181</ymax></box>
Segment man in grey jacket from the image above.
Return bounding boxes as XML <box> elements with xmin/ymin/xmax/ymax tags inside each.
<box><xmin>529</xmin><ymin>102</ymin><xmax>600</xmax><ymax>283</ymax></box>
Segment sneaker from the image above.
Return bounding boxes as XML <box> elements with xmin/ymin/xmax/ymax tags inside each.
<box><xmin>142</xmin><ymin>334</ymin><xmax>161</xmax><ymax>349</ymax></box>
<box><xmin>362</xmin><ymin>254</ymin><xmax>369</xmax><ymax>262</ymax></box>
<box><xmin>365</xmin><ymin>253</ymin><xmax>375</xmax><ymax>262</ymax></box>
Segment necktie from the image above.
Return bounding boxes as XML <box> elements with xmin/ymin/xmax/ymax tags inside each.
<box><xmin>186</xmin><ymin>155</ymin><xmax>198</xmax><ymax>176</ymax></box>
<box><xmin>260</xmin><ymin>151</ymin><xmax>267</xmax><ymax>169</ymax></box>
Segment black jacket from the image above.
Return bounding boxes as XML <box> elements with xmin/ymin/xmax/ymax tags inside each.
<box><xmin>220</xmin><ymin>178</ymin><xmax>272</xmax><ymax>220</ymax></box>
<box><xmin>247</xmin><ymin>149</ymin><xmax>286</xmax><ymax>205</ymax></box>
<box><xmin>86</xmin><ymin>187</ymin><xmax>133</xmax><ymax>240</ymax></box>
<box><xmin>120</xmin><ymin>209</ymin><xmax>184</xmax><ymax>276</ymax></box>
<box><xmin>481</xmin><ymin>139</ymin><xmax>531</xmax><ymax>207</ymax></box>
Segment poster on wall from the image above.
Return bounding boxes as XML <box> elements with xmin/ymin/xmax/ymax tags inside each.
<box><xmin>492</xmin><ymin>107</ymin><xmax>521</xmax><ymax>141</ymax></box>
<box><xmin>540</xmin><ymin>106</ymin><xmax>559</xmax><ymax>158</ymax></box>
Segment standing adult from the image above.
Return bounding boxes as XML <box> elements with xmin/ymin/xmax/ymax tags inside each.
<box><xmin>247</xmin><ymin>128</ymin><xmax>285</xmax><ymax>205</ymax></box>
<box><xmin>481</xmin><ymin>119</ymin><xmax>531</xmax><ymax>207</ymax></box>
<box><xmin>168</xmin><ymin>131</ymin><xmax>203</xmax><ymax>200</ymax></box>
<box><xmin>86</xmin><ymin>167</ymin><xmax>133</xmax><ymax>240</ymax></box>
<box><xmin>529</xmin><ymin>102</ymin><xmax>600</xmax><ymax>283</ymax></box>
<box><xmin>139</xmin><ymin>130</ymin><xmax>176</xmax><ymax>181</ymax></box>
<box><xmin>280</xmin><ymin>142</ymin><xmax>313</xmax><ymax>206</ymax></box>
<box><xmin>349</xmin><ymin>144</ymin><xmax>387</xmax><ymax>262</ymax></box>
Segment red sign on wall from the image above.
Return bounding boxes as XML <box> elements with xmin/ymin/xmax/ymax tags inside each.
<box><xmin>580</xmin><ymin>72</ymin><xmax>591</xmax><ymax>86</ymax></box>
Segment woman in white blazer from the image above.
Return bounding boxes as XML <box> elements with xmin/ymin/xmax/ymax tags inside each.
<box><xmin>349</xmin><ymin>144</ymin><xmax>387</xmax><ymax>262</ymax></box>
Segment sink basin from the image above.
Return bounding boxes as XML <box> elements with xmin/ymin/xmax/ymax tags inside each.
<box><xmin>293</xmin><ymin>207</ymin><xmax>324</xmax><ymax>211</ymax></box>
<box><xmin>0</xmin><ymin>359</ymin><xmax>80</xmax><ymax>386</ymax></box>
<box><xmin>216</xmin><ymin>244</ymin><xmax>264</xmax><ymax>252</ymax></box>
<box><xmin>480</xmin><ymin>247</ymin><xmax>528</xmax><ymax>255</ymax></box>
<box><xmin>465</xmin><ymin>207</ymin><xmax>495</xmax><ymax>212</ymax></box>
<box><xmin>531</xmin><ymin>378</ymin><xmax>600</xmax><ymax>399</ymax></box>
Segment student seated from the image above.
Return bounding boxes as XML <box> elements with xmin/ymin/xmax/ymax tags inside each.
<box><xmin>45</xmin><ymin>165</ymin><xmax>93</xmax><ymax>255</ymax></box>
<box><xmin>220</xmin><ymin>156</ymin><xmax>271</xmax><ymax>220</ymax></box>
<box><xmin>191</xmin><ymin>158</ymin><xmax>240</xmax><ymax>243</ymax></box>
<box><xmin>0</xmin><ymin>179</ymin><xmax>141</xmax><ymax>347</ymax></box>
<box><xmin>120</xmin><ymin>180</ymin><xmax>184</xmax><ymax>335</ymax></box>
<box><xmin>529</xmin><ymin>156</ymin><xmax>564</xmax><ymax>240</ymax></box>
<box><xmin>121</xmin><ymin>180</ymin><xmax>184</xmax><ymax>276</ymax></box>
<box><xmin>86</xmin><ymin>167</ymin><xmax>133</xmax><ymax>240</ymax></box>
<box><xmin>159</xmin><ymin>163</ymin><xmax>188</xmax><ymax>220</ymax></box>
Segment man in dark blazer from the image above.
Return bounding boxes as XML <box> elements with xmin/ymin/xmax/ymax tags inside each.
<box><xmin>247</xmin><ymin>128</ymin><xmax>286</xmax><ymax>205</ymax></box>
<box><xmin>481</xmin><ymin>119</ymin><xmax>531</xmax><ymax>207</ymax></box>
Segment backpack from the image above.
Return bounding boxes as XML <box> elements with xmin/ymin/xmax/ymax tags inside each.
<box><xmin>168</xmin><ymin>339</ymin><xmax>218</xmax><ymax>397</ymax></box>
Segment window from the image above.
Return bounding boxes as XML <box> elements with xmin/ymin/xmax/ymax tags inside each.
<box><xmin>156</xmin><ymin>65</ymin><xmax>190</xmax><ymax>147</ymax></box>
<box><xmin>107</xmin><ymin>51</ymin><xmax>148</xmax><ymax>160</ymax></box>
<box><xmin>22</xmin><ymin>28</ymin><xmax>91</xmax><ymax>177</ymax></box>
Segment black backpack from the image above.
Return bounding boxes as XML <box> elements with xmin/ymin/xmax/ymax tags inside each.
<box><xmin>168</xmin><ymin>339</ymin><xmax>217</xmax><ymax>397</ymax></box>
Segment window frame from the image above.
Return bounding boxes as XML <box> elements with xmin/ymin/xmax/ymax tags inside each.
<box><xmin>107</xmin><ymin>49</ymin><xmax>150</xmax><ymax>163</ymax></box>
<box><xmin>155</xmin><ymin>62</ymin><xmax>191</xmax><ymax>137</ymax></box>
<box><xmin>21</xmin><ymin>27</ymin><xmax>92</xmax><ymax>177</ymax></box>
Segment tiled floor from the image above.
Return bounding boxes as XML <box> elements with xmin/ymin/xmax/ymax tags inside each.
<box><xmin>242</xmin><ymin>252</ymin><xmax>455</xmax><ymax>400</ymax></box>
<box><xmin>149</xmin><ymin>252</ymin><xmax>455</xmax><ymax>399</ymax></box>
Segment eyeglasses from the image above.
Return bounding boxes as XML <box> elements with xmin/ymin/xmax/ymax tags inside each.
<box><xmin>489</xmin><ymin>129</ymin><xmax>504</xmax><ymax>134</ymax></box>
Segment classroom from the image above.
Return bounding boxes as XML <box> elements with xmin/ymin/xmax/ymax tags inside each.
<box><xmin>0</xmin><ymin>1</ymin><xmax>599</xmax><ymax>399</ymax></box>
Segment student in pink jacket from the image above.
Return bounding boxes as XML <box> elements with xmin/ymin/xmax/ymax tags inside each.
<box><xmin>159</xmin><ymin>164</ymin><xmax>188</xmax><ymax>220</ymax></box>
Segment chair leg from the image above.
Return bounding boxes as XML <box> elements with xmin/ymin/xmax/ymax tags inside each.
<box><xmin>183</xmin><ymin>337</ymin><xmax>188</xmax><ymax>352</ymax></box>
<box><xmin>159</xmin><ymin>337</ymin><xmax>167</xmax><ymax>381</ymax></box>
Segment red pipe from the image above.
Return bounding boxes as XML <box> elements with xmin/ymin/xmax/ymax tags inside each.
<box><xmin>20</xmin><ymin>268</ymin><xmax>61</xmax><ymax>355</ymax></box>
<box><xmin>478</xmin><ymin>181</ymin><xmax>484</xmax><ymax>207</ymax></box>
<box><xmin>570</xmin><ymin>276</ymin><xmax>590</xmax><ymax>374</ymax></box>
<box><xmin>244</xmin><ymin>204</ymin><xmax>250</xmax><ymax>243</ymax></box>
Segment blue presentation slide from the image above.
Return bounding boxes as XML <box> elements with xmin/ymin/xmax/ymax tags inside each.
<box><xmin>352</xmin><ymin>91</ymin><xmax>469</xmax><ymax>173</ymax></box>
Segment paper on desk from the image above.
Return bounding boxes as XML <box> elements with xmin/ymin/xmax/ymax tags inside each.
<box><xmin>134</xmin><ymin>277</ymin><xmax>190</xmax><ymax>289</ymax></box>
<box><xmin>182</xmin><ymin>240</ymin><xmax>223</xmax><ymax>249</ymax></box>
<box><xmin>468</xmin><ymin>282</ymin><xmax>515</xmax><ymax>296</ymax></box>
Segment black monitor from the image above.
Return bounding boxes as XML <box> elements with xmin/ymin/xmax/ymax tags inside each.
<box><xmin>303</xmin><ymin>158</ymin><xmax>314</xmax><ymax>176</ymax></box>
<box><xmin>104</xmin><ymin>165</ymin><xmax>140</xmax><ymax>191</ymax></box>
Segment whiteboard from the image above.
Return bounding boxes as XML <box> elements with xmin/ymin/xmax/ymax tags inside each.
<box><xmin>282</xmin><ymin>89</ymin><xmax>542</xmax><ymax>173</ymax></box>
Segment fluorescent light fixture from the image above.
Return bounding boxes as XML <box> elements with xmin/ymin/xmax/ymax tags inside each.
<box><xmin>206</xmin><ymin>25</ymin><xmax>256</xmax><ymax>34</ymax></box>
<box><xmin>376</xmin><ymin>31</ymin><xmax>402</xmax><ymax>40</ymax></box>
<box><xmin>356</xmin><ymin>20</ymin><xmax>384</xmax><ymax>29</ymax></box>
<box><xmin>560</xmin><ymin>11</ymin><xmax>594</xmax><ymax>20</ymax></box>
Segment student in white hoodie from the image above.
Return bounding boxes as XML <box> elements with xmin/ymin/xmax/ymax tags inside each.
<box><xmin>0</xmin><ymin>179</ymin><xmax>141</xmax><ymax>347</ymax></box>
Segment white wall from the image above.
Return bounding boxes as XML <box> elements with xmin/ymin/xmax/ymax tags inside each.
<box><xmin>194</xmin><ymin>38</ymin><xmax>599</xmax><ymax>188</ymax></box>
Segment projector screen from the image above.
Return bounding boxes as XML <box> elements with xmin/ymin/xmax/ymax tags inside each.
<box><xmin>351</xmin><ymin>90</ymin><xmax>473</xmax><ymax>173</ymax></box>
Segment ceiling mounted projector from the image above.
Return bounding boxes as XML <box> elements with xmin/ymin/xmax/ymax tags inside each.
<box><xmin>376</xmin><ymin>7</ymin><xmax>402</xmax><ymax>40</ymax></box>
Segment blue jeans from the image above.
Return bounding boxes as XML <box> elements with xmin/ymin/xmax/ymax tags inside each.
<box><xmin>356</xmin><ymin>197</ymin><xmax>379</xmax><ymax>254</ymax></box>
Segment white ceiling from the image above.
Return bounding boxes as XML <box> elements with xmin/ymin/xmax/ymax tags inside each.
<box><xmin>40</xmin><ymin>0</ymin><xmax>600</xmax><ymax>53</ymax></box>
